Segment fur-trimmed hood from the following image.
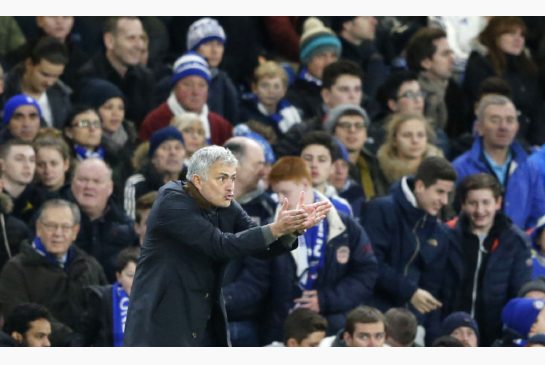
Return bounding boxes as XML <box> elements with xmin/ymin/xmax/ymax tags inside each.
<box><xmin>0</xmin><ymin>192</ymin><xmax>13</xmax><ymax>215</ymax></box>
<box><xmin>377</xmin><ymin>143</ymin><xmax>444</xmax><ymax>184</ymax></box>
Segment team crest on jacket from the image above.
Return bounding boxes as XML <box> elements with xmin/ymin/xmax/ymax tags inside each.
<box><xmin>336</xmin><ymin>246</ymin><xmax>350</xmax><ymax>264</ymax></box>
<box><xmin>427</xmin><ymin>239</ymin><xmax>438</xmax><ymax>247</ymax></box>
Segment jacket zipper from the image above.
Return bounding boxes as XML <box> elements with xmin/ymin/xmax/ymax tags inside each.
<box><xmin>404</xmin><ymin>215</ymin><xmax>425</xmax><ymax>276</ymax></box>
<box><xmin>470</xmin><ymin>237</ymin><xmax>486</xmax><ymax>317</ymax></box>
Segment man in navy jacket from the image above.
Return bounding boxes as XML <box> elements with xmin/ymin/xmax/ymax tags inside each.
<box><xmin>362</xmin><ymin>156</ymin><xmax>457</xmax><ymax>344</ymax></box>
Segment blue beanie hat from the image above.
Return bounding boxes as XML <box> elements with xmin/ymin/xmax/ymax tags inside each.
<box><xmin>171</xmin><ymin>51</ymin><xmax>211</xmax><ymax>86</ymax></box>
<box><xmin>502</xmin><ymin>298</ymin><xmax>545</xmax><ymax>339</ymax></box>
<box><xmin>233</xmin><ymin>124</ymin><xmax>276</xmax><ymax>165</ymax></box>
<box><xmin>149</xmin><ymin>126</ymin><xmax>184</xmax><ymax>158</ymax></box>
<box><xmin>333</xmin><ymin>137</ymin><xmax>350</xmax><ymax>162</ymax></box>
<box><xmin>440</xmin><ymin>311</ymin><xmax>480</xmax><ymax>341</ymax></box>
<box><xmin>78</xmin><ymin>78</ymin><xmax>126</xmax><ymax>109</ymax></box>
<box><xmin>3</xmin><ymin>94</ymin><xmax>42</xmax><ymax>124</ymax></box>
<box><xmin>299</xmin><ymin>17</ymin><xmax>341</xmax><ymax>65</ymax></box>
<box><xmin>187</xmin><ymin>17</ymin><xmax>226</xmax><ymax>51</ymax></box>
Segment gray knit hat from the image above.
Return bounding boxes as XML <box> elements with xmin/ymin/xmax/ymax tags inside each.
<box><xmin>323</xmin><ymin>104</ymin><xmax>370</xmax><ymax>133</ymax></box>
<box><xmin>187</xmin><ymin>17</ymin><xmax>226</xmax><ymax>51</ymax></box>
<box><xmin>518</xmin><ymin>278</ymin><xmax>545</xmax><ymax>298</ymax></box>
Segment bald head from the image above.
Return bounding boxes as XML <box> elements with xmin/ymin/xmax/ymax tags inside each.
<box><xmin>224</xmin><ymin>137</ymin><xmax>266</xmax><ymax>198</ymax></box>
<box><xmin>71</xmin><ymin>158</ymin><xmax>114</xmax><ymax>220</ymax></box>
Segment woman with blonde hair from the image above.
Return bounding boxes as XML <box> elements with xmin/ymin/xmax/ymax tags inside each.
<box><xmin>377</xmin><ymin>113</ymin><xmax>443</xmax><ymax>187</ymax></box>
<box><xmin>170</xmin><ymin>113</ymin><xmax>208</xmax><ymax>158</ymax></box>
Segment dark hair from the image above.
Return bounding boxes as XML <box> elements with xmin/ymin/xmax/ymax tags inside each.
<box><xmin>223</xmin><ymin>139</ymin><xmax>247</xmax><ymax>162</ymax></box>
<box><xmin>283</xmin><ymin>308</ymin><xmax>327</xmax><ymax>345</ymax></box>
<box><xmin>115</xmin><ymin>246</ymin><xmax>140</xmax><ymax>273</ymax></box>
<box><xmin>432</xmin><ymin>335</ymin><xmax>464</xmax><ymax>347</ymax></box>
<box><xmin>0</xmin><ymin>138</ymin><xmax>34</xmax><ymax>160</ymax></box>
<box><xmin>3</xmin><ymin>303</ymin><xmax>52</xmax><ymax>336</ymax></box>
<box><xmin>414</xmin><ymin>156</ymin><xmax>457</xmax><ymax>187</ymax></box>
<box><xmin>344</xmin><ymin>306</ymin><xmax>385</xmax><ymax>336</ymax></box>
<box><xmin>384</xmin><ymin>308</ymin><xmax>418</xmax><ymax>346</ymax></box>
<box><xmin>478</xmin><ymin>16</ymin><xmax>537</xmax><ymax>77</ymax></box>
<box><xmin>300</xmin><ymin>131</ymin><xmax>339</xmax><ymax>161</ymax></box>
<box><xmin>376</xmin><ymin>70</ymin><xmax>419</xmax><ymax>113</ymax></box>
<box><xmin>103</xmin><ymin>16</ymin><xmax>140</xmax><ymax>36</ymax></box>
<box><xmin>29</xmin><ymin>36</ymin><xmax>68</xmax><ymax>66</ymax></box>
<box><xmin>458</xmin><ymin>173</ymin><xmax>503</xmax><ymax>203</ymax></box>
<box><xmin>135</xmin><ymin>191</ymin><xmax>157</xmax><ymax>224</ymax></box>
<box><xmin>477</xmin><ymin>76</ymin><xmax>513</xmax><ymax>100</ymax></box>
<box><xmin>63</xmin><ymin>104</ymin><xmax>100</xmax><ymax>129</ymax></box>
<box><xmin>322</xmin><ymin>59</ymin><xmax>363</xmax><ymax>90</ymax></box>
<box><xmin>406</xmin><ymin>27</ymin><xmax>447</xmax><ymax>72</ymax></box>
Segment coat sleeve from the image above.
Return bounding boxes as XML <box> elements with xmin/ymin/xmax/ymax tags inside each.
<box><xmin>318</xmin><ymin>219</ymin><xmax>378</xmax><ymax>314</ymax></box>
<box><xmin>526</xmin><ymin>167</ymin><xmax>545</xmax><ymax>229</ymax></box>
<box><xmin>362</xmin><ymin>199</ymin><xmax>419</xmax><ymax>305</ymax></box>
<box><xmin>0</xmin><ymin>261</ymin><xmax>31</xmax><ymax>316</ymax></box>
<box><xmin>507</xmin><ymin>234</ymin><xmax>533</xmax><ymax>298</ymax></box>
<box><xmin>157</xmin><ymin>191</ymin><xmax>274</xmax><ymax>261</ymax></box>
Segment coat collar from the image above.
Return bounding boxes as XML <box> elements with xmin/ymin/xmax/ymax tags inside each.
<box><xmin>183</xmin><ymin>181</ymin><xmax>214</xmax><ymax>211</ymax></box>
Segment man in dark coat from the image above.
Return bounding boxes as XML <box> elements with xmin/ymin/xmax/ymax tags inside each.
<box><xmin>443</xmin><ymin>173</ymin><xmax>532</xmax><ymax>346</ymax></box>
<box><xmin>361</xmin><ymin>156</ymin><xmax>457</xmax><ymax>344</ymax></box>
<box><xmin>124</xmin><ymin>145</ymin><xmax>331</xmax><ymax>347</ymax></box>
<box><xmin>0</xmin><ymin>199</ymin><xmax>107</xmax><ymax>346</ymax></box>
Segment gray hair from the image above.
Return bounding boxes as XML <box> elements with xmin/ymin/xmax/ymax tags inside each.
<box><xmin>170</xmin><ymin>112</ymin><xmax>203</xmax><ymax>131</ymax></box>
<box><xmin>186</xmin><ymin>145</ymin><xmax>238</xmax><ymax>181</ymax></box>
<box><xmin>73</xmin><ymin>157</ymin><xmax>113</xmax><ymax>182</ymax></box>
<box><xmin>38</xmin><ymin>199</ymin><xmax>81</xmax><ymax>225</ymax></box>
<box><xmin>476</xmin><ymin>94</ymin><xmax>515</xmax><ymax>122</ymax></box>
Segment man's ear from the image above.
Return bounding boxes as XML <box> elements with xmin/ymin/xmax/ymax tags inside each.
<box><xmin>342</xmin><ymin>332</ymin><xmax>352</xmax><ymax>346</ymax></box>
<box><xmin>286</xmin><ymin>338</ymin><xmax>299</xmax><ymax>347</ymax></box>
<box><xmin>191</xmin><ymin>175</ymin><xmax>202</xmax><ymax>190</ymax></box>
<box><xmin>104</xmin><ymin>32</ymin><xmax>114</xmax><ymax>51</ymax></box>
<box><xmin>10</xmin><ymin>331</ymin><xmax>23</xmax><ymax>344</ymax></box>
<box><xmin>420</xmin><ymin>58</ymin><xmax>432</xmax><ymax>71</ymax></box>
<box><xmin>321</xmin><ymin>88</ymin><xmax>331</xmax><ymax>106</ymax></box>
<box><xmin>387</xmin><ymin>99</ymin><xmax>399</xmax><ymax>113</ymax></box>
<box><xmin>414</xmin><ymin>179</ymin><xmax>426</xmax><ymax>194</ymax></box>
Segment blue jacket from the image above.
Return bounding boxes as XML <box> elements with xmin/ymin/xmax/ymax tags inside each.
<box><xmin>453</xmin><ymin>138</ymin><xmax>545</xmax><ymax>229</ymax></box>
<box><xmin>443</xmin><ymin>213</ymin><xmax>532</xmax><ymax>346</ymax></box>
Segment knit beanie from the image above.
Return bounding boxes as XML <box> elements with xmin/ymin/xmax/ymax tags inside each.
<box><xmin>171</xmin><ymin>51</ymin><xmax>211</xmax><ymax>87</ymax></box>
<box><xmin>440</xmin><ymin>311</ymin><xmax>480</xmax><ymax>340</ymax></box>
<box><xmin>78</xmin><ymin>78</ymin><xmax>126</xmax><ymax>109</ymax></box>
<box><xmin>333</xmin><ymin>137</ymin><xmax>349</xmax><ymax>162</ymax></box>
<box><xmin>323</xmin><ymin>104</ymin><xmax>370</xmax><ymax>133</ymax></box>
<box><xmin>187</xmin><ymin>17</ymin><xmax>226</xmax><ymax>51</ymax></box>
<box><xmin>299</xmin><ymin>17</ymin><xmax>341</xmax><ymax>65</ymax></box>
<box><xmin>518</xmin><ymin>278</ymin><xmax>545</xmax><ymax>298</ymax></box>
<box><xmin>502</xmin><ymin>298</ymin><xmax>545</xmax><ymax>339</ymax></box>
<box><xmin>149</xmin><ymin>126</ymin><xmax>185</xmax><ymax>158</ymax></box>
<box><xmin>2</xmin><ymin>94</ymin><xmax>42</xmax><ymax>124</ymax></box>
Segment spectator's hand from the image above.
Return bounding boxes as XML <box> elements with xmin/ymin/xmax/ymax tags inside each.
<box><xmin>293</xmin><ymin>290</ymin><xmax>320</xmax><ymax>312</ymax></box>
<box><xmin>269</xmin><ymin>197</ymin><xmax>308</xmax><ymax>237</ymax></box>
<box><xmin>410</xmin><ymin>288</ymin><xmax>442</xmax><ymax>314</ymax></box>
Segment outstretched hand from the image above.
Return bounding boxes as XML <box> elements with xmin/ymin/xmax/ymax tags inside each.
<box><xmin>269</xmin><ymin>197</ymin><xmax>309</xmax><ymax>238</ymax></box>
<box><xmin>295</xmin><ymin>191</ymin><xmax>331</xmax><ymax>232</ymax></box>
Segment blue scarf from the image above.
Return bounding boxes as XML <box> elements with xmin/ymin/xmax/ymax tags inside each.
<box><xmin>74</xmin><ymin>145</ymin><xmax>106</xmax><ymax>161</ymax></box>
<box><xmin>249</xmin><ymin>94</ymin><xmax>297</xmax><ymax>127</ymax></box>
<box><xmin>298</xmin><ymin>67</ymin><xmax>322</xmax><ymax>87</ymax></box>
<box><xmin>300</xmin><ymin>194</ymin><xmax>329</xmax><ymax>290</ymax></box>
<box><xmin>111</xmin><ymin>282</ymin><xmax>130</xmax><ymax>347</ymax></box>
<box><xmin>31</xmin><ymin>237</ymin><xmax>72</xmax><ymax>269</ymax></box>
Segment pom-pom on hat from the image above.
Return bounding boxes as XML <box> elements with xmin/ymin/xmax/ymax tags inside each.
<box><xmin>502</xmin><ymin>298</ymin><xmax>545</xmax><ymax>339</ymax></box>
<box><xmin>3</xmin><ymin>94</ymin><xmax>42</xmax><ymax>124</ymax></box>
<box><xmin>148</xmin><ymin>126</ymin><xmax>184</xmax><ymax>158</ymax></box>
<box><xmin>187</xmin><ymin>17</ymin><xmax>226</xmax><ymax>51</ymax></box>
<box><xmin>299</xmin><ymin>17</ymin><xmax>341</xmax><ymax>65</ymax></box>
<box><xmin>171</xmin><ymin>51</ymin><xmax>211</xmax><ymax>86</ymax></box>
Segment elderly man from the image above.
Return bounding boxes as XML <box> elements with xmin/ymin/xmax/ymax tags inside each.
<box><xmin>0</xmin><ymin>199</ymin><xmax>107</xmax><ymax>346</ymax></box>
<box><xmin>453</xmin><ymin>94</ymin><xmax>545</xmax><ymax>230</ymax></box>
<box><xmin>138</xmin><ymin>51</ymin><xmax>232</xmax><ymax>144</ymax></box>
<box><xmin>69</xmin><ymin>158</ymin><xmax>137</xmax><ymax>282</ymax></box>
<box><xmin>124</xmin><ymin>145</ymin><xmax>331</xmax><ymax>346</ymax></box>
<box><xmin>0</xmin><ymin>94</ymin><xmax>42</xmax><ymax>144</ymax></box>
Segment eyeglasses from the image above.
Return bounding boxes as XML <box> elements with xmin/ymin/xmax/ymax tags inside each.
<box><xmin>71</xmin><ymin>120</ymin><xmax>101</xmax><ymax>129</ymax></box>
<box><xmin>398</xmin><ymin>90</ymin><xmax>425</xmax><ymax>100</ymax></box>
<box><xmin>336</xmin><ymin>121</ymin><xmax>366</xmax><ymax>130</ymax></box>
<box><xmin>39</xmin><ymin>221</ymin><xmax>75</xmax><ymax>233</ymax></box>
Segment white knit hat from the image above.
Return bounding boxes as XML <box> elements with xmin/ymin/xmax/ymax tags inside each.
<box><xmin>187</xmin><ymin>17</ymin><xmax>226</xmax><ymax>51</ymax></box>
